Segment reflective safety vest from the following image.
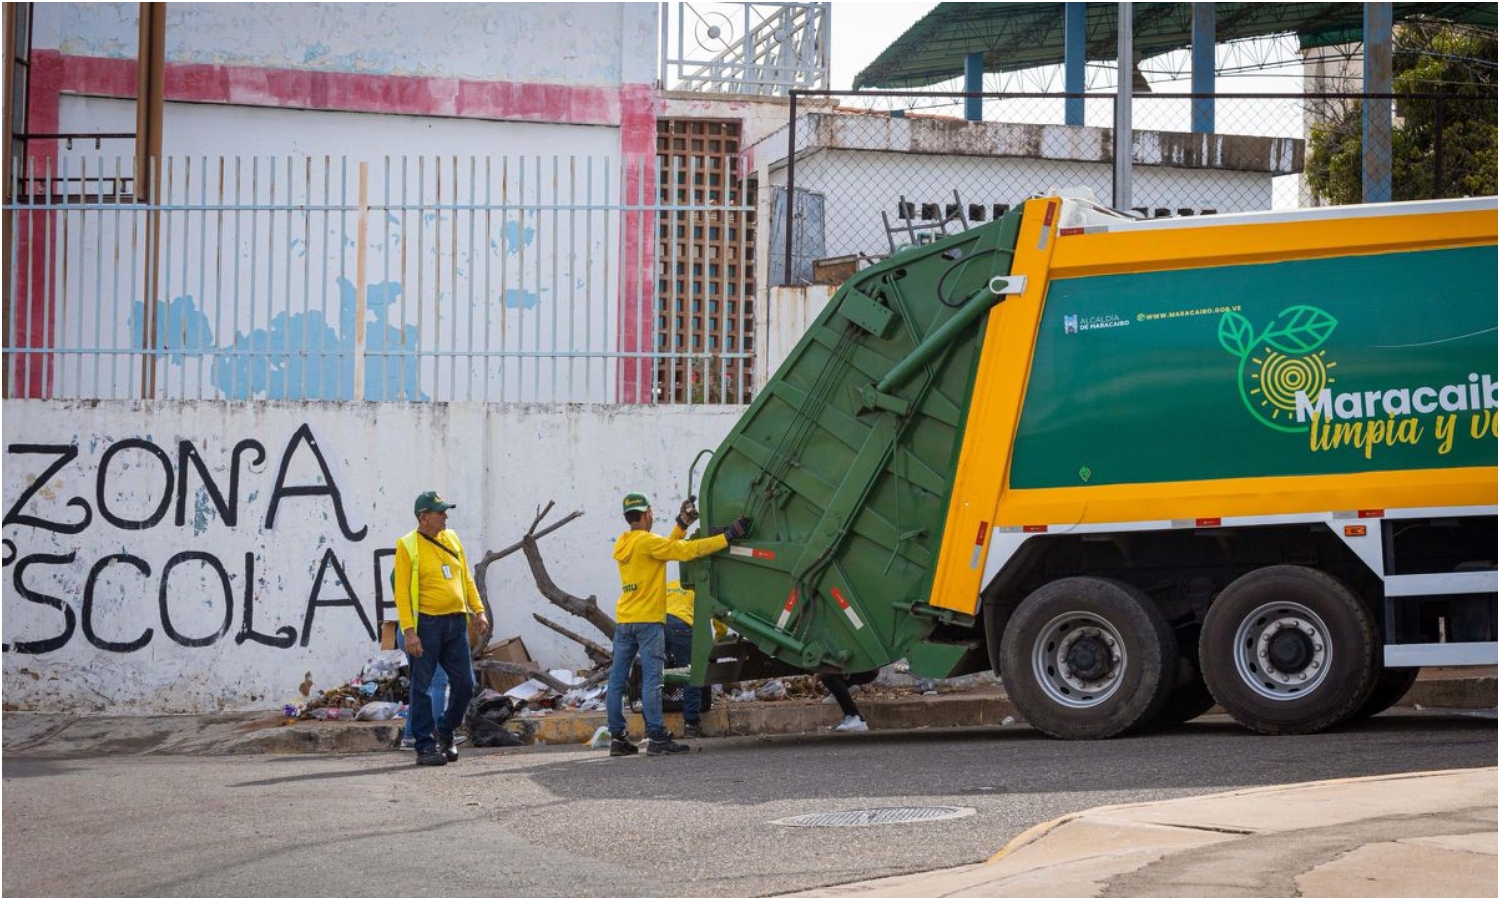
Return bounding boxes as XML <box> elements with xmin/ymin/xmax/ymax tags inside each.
<box><xmin>398</xmin><ymin>528</ymin><xmax>474</xmax><ymax>627</ymax></box>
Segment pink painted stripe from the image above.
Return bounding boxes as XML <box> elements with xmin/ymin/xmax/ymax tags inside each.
<box><xmin>56</xmin><ymin>53</ymin><xmax>650</xmax><ymax>129</ymax></box>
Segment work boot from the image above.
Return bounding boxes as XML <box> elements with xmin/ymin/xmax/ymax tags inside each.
<box><xmin>609</xmin><ymin>734</ymin><xmax>639</xmax><ymax>757</ymax></box>
<box><xmin>438</xmin><ymin>732</ymin><xmax>459</xmax><ymax>763</ymax></box>
<box><xmin>415</xmin><ymin>748</ymin><xmax>448</xmax><ymax>767</ymax></box>
<box><xmin>682</xmin><ymin>722</ymin><xmax>703</xmax><ymax>739</ymax></box>
<box><xmin>647</xmin><ymin>736</ymin><xmax>690</xmax><ymax>756</ymax></box>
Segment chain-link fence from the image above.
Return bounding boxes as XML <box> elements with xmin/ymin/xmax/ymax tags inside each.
<box><xmin>775</xmin><ymin>90</ymin><xmax>1496</xmax><ymax>285</ymax></box>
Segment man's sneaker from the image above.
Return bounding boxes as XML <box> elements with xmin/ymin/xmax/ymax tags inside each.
<box><xmin>398</xmin><ymin>736</ymin><xmax>416</xmax><ymax>751</ymax></box>
<box><xmin>609</xmin><ymin>735</ymin><xmax>639</xmax><ymax>757</ymax></box>
<box><xmin>415</xmin><ymin>748</ymin><xmax>448</xmax><ymax>766</ymax></box>
<box><xmin>647</xmin><ymin>737</ymin><xmax>690</xmax><ymax>756</ymax></box>
<box><xmin>834</xmin><ymin>714</ymin><xmax>868</xmax><ymax>733</ymax></box>
<box><xmin>682</xmin><ymin>722</ymin><xmax>703</xmax><ymax>739</ymax></box>
<box><xmin>438</xmin><ymin>732</ymin><xmax>459</xmax><ymax>763</ymax></box>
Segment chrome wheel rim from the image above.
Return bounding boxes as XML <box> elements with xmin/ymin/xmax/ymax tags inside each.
<box><xmin>1231</xmin><ymin>600</ymin><xmax>1331</xmax><ymax>701</ymax></box>
<box><xmin>1030</xmin><ymin>611</ymin><xmax>1127</xmax><ymax>708</ymax></box>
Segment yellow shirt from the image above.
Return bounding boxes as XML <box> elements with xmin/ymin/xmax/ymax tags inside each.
<box><xmin>613</xmin><ymin>525</ymin><xmax>728</xmax><ymax>624</ymax></box>
<box><xmin>394</xmin><ymin>530</ymin><xmax>484</xmax><ymax>632</ymax></box>
<box><xmin>665</xmin><ymin>579</ymin><xmax>694</xmax><ymax>624</ymax></box>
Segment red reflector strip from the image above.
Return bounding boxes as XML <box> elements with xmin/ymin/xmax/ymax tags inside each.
<box><xmin>1058</xmin><ymin>226</ymin><xmax>1084</xmax><ymax>236</ymax></box>
<box><xmin>1043</xmin><ymin>201</ymin><xmax>1057</xmax><ymax>227</ymax></box>
<box><xmin>829</xmin><ymin>587</ymin><xmax>865</xmax><ymax>630</ymax></box>
<box><xmin>1196</xmin><ymin>517</ymin><xmax>1222</xmax><ymax>528</ymax></box>
<box><xmin>1358</xmin><ymin>509</ymin><xmax>1385</xmax><ymax>519</ymax></box>
<box><xmin>776</xmin><ymin>589</ymin><xmax>798</xmax><ymax>629</ymax></box>
<box><xmin>1022</xmin><ymin>524</ymin><xmax>1049</xmax><ymax>533</ymax></box>
<box><xmin>752</xmin><ymin>548</ymin><xmax>775</xmax><ymax>559</ymax></box>
<box><xmin>974</xmin><ymin>521</ymin><xmax>990</xmax><ymax>545</ymax></box>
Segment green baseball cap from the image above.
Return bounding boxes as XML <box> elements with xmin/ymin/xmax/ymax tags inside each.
<box><xmin>414</xmin><ymin>491</ymin><xmax>456</xmax><ymax>515</ymax></box>
<box><xmin>622</xmin><ymin>491</ymin><xmax>652</xmax><ymax>514</ymax></box>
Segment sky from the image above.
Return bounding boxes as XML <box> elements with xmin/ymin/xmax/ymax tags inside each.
<box><xmin>827</xmin><ymin>1</ymin><xmax>938</xmax><ymax>90</ymax></box>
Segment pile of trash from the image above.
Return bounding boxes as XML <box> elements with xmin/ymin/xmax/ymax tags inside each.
<box><xmin>287</xmin><ymin>650</ymin><xmax>410</xmax><ymax>722</ymax></box>
<box><xmin>501</xmin><ymin>669</ymin><xmax>606</xmax><ymax>715</ymax></box>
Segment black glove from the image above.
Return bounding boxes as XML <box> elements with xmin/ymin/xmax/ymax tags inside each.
<box><xmin>676</xmin><ymin>497</ymin><xmax>699</xmax><ymax>529</ymax></box>
<box><xmin>723</xmin><ymin>517</ymin><xmax>751</xmax><ymax>541</ymax></box>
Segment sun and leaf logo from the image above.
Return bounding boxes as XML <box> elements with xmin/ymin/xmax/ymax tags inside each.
<box><xmin>1218</xmin><ymin>305</ymin><xmax>1339</xmax><ymax>433</ymax></box>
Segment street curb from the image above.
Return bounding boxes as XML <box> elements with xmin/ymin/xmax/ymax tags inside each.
<box><xmin>3</xmin><ymin>675</ymin><xmax>1491</xmax><ymax>757</ymax></box>
<box><xmin>984</xmin><ymin>766</ymin><xmax>1489</xmax><ymax>864</ymax></box>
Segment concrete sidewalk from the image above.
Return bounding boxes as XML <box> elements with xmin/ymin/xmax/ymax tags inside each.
<box><xmin>2</xmin><ymin>667</ymin><xmax>1493</xmax><ymax>757</ymax></box>
<box><xmin>801</xmin><ymin>767</ymin><xmax>1498</xmax><ymax>898</ymax></box>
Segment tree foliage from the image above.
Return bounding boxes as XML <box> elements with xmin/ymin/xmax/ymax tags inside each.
<box><xmin>1305</xmin><ymin>24</ymin><xmax>1497</xmax><ymax>204</ymax></box>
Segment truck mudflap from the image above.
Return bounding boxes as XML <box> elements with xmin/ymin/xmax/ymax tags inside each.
<box><xmin>686</xmin><ymin>204</ymin><xmax>1032</xmax><ymax>678</ymax></box>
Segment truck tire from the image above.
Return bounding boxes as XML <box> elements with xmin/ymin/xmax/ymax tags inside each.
<box><xmin>1152</xmin><ymin>636</ymin><xmax>1217</xmax><ymax>728</ymax></box>
<box><xmin>1350</xmin><ymin>666</ymin><xmax>1420</xmax><ymax>720</ymax></box>
<box><xmin>1000</xmin><ymin>577</ymin><xmax>1177</xmax><ymax>740</ymax></box>
<box><xmin>1199</xmin><ymin>566</ymin><xmax>1377</xmax><ymax>735</ymax></box>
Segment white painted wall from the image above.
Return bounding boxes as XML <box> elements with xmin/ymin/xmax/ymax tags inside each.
<box><xmin>2</xmin><ymin>401</ymin><xmax>744</xmax><ymax>713</ymax></box>
<box><xmin>45</xmin><ymin>3</ymin><xmax>658</xmax><ymax>86</ymax></box>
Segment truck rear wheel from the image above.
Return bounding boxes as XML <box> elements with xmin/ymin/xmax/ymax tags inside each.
<box><xmin>1350</xmin><ymin>665</ymin><xmax>1420</xmax><ymax>720</ymax></box>
<box><xmin>1199</xmin><ymin>566</ymin><xmax>1377</xmax><ymax>735</ymax></box>
<box><xmin>1151</xmin><ymin>635</ymin><xmax>1217</xmax><ymax>728</ymax></box>
<box><xmin>1000</xmin><ymin>577</ymin><xmax>1177</xmax><ymax>740</ymax></box>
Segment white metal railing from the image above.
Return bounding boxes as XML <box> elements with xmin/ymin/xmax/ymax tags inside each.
<box><xmin>4</xmin><ymin>154</ymin><xmax>757</xmax><ymax>404</ymax></box>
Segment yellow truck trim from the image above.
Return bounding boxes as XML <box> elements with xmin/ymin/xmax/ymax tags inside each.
<box><xmin>993</xmin><ymin>467</ymin><xmax>1496</xmax><ymax>528</ymax></box>
<box><xmin>1048</xmin><ymin>208</ymin><xmax>1497</xmax><ymax>279</ymax></box>
<box><xmin>927</xmin><ymin>198</ymin><xmax>1058</xmax><ymax>613</ymax></box>
<box><xmin>926</xmin><ymin>200</ymin><xmax>1499</xmax><ymax>615</ymax></box>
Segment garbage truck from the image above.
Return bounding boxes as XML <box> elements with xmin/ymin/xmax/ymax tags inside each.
<box><xmin>685</xmin><ymin>193</ymin><xmax>1498</xmax><ymax>739</ymax></box>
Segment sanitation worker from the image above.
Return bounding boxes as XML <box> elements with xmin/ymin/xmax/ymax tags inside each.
<box><xmin>395</xmin><ymin>491</ymin><xmax>488</xmax><ymax>767</ymax></box>
<box><xmin>608</xmin><ymin>492</ymin><xmax>748</xmax><ymax>757</ymax></box>
<box><xmin>664</xmin><ymin>576</ymin><xmax>711</xmax><ymax>738</ymax></box>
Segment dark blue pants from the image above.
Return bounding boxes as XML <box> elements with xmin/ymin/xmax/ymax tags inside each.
<box><xmin>664</xmin><ymin>614</ymin><xmax>704</xmax><ymax>726</ymax></box>
<box><xmin>409</xmin><ymin>613</ymin><xmax>475</xmax><ymax>753</ymax></box>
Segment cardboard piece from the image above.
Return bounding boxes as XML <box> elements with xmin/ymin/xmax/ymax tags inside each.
<box><xmin>379</xmin><ymin>621</ymin><xmax>398</xmax><ymax>651</ymax></box>
<box><xmin>478</xmin><ymin>636</ymin><xmax>534</xmax><ymax>694</ymax></box>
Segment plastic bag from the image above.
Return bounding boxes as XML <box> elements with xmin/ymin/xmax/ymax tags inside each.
<box><xmin>755</xmin><ymin>680</ymin><xmax>788</xmax><ymax>701</ymax></box>
<box><xmin>361</xmin><ymin>649</ymin><xmax>407</xmax><ymax>682</ymax></box>
<box><xmin>356</xmin><ymin>700</ymin><xmax>401</xmax><ymax>721</ymax></box>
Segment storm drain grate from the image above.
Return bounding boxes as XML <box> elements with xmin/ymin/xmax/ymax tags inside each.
<box><xmin>771</xmin><ymin>806</ymin><xmax>976</xmax><ymax>828</ymax></box>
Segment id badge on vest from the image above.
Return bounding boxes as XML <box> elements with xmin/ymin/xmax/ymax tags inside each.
<box><xmin>441</xmin><ymin>564</ymin><xmax>453</xmax><ymax>580</ymax></box>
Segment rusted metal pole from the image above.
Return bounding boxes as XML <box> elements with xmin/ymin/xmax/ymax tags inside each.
<box><xmin>136</xmin><ymin>2</ymin><xmax>166</xmax><ymax>398</ymax></box>
<box><xmin>353</xmin><ymin>161</ymin><xmax>369</xmax><ymax>400</ymax></box>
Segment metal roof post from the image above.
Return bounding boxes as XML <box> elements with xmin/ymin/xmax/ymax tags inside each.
<box><xmin>1191</xmin><ymin>3</ymin><xmax>1215</xmax><ymax>134</ymax></box>
<box><xmin>1362</xmin><ymin>2</ymin><xmax>1393</xmax><ymax>203</ymax></box>
<box><xmin>1113</xmin><ymin>2</ymin><xmax>1133</xmax><ymax>210</ymax></box>
<box><xmin>1064</xmin><ymin>3</ymin><xmax>1085</xmax><ymax>126</ymax></box>
<box><xmin>964</xmin><ymin>52</ymin><xmax>983</xmax><ymax>122</ymax></box>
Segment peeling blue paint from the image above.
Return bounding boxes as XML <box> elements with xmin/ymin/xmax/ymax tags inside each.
<box><xmin>192</xmin><ymin>489</ymin><xmax>212</xmax><ymax>535</ymax></box>
<box><xmin>500</xmin><ymin>220</ymin><xmax>536</xmax><ymax>255</ymax></box>
<box><xmin>142</xmin><ymin>280</ymin><xmax>429</xmax><ymax>401</ymax></box>
<box><xmin>128</xmin><ymin>295</ymin><xmax>215</xmax><ymax>363</ymax></box>
<box><xmin>502</xmin><ymin>289</ymin><xmax>542</xmax><ymax>310</ymax></box>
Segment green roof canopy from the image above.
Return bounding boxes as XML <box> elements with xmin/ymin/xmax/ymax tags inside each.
<box><xmin>854</xmin><ymin>2</ymin><xmax>1499</xmax><ymax>89</ymax></box>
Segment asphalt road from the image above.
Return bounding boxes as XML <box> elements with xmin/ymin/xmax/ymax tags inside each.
<box><xmin>3</xmin><ymin>710</ymin><xmax>1494</xmax><ymax>897</ymax></box>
